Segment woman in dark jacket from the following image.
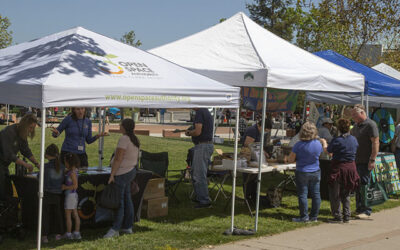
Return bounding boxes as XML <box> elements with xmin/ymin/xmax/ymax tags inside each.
<box><xmin>327</xmin><ymin>118</ymin><xmax>360</xmax><ymax>223</ymax></box>
<box><xmin>0</xmin><ymin>113</ymin><xmax>39</xmax><ymax>201</ymax></box>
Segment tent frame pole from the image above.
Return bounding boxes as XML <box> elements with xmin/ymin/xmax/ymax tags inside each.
<box><xmin>366</xmin><ymin>95</ymin><xmax>370</xmax><ymax>117</ymax></box>
<box><xmin>230</xmin><ymin>107</ymin><xmax>240</xmax><ymax>232</ymax></box>
<box><xmin>255</xmin><ymin>87</ymin><xmax>267</xmax><ymax>232</ymax></box>
<box><xmin>98</xmin><ymin>108</ymin><xmax>104</xmax><ymax>168</ymax></box>
<box><xmin>212</xmin><ymin>108</ymin><xmax>217</xmax><ymax>138</ymax></box>
<box><xmin>37</xmin><ymin>108</ymin><xmax>46</xmax><ymax>249</ymax></box>
<box><xmin>361</xmin><ymin>93</ymin><xmax>364</xmax><ymax>106</ymax></box>
<box><xmin>302</xmin><ymin>99</ymin><xmax>307</xmax><ymax>122</ymax></box>
<box><xmin>6</xmin><ymin>104</ymin><xmax>9</xmax><ymax>126</ymax></box>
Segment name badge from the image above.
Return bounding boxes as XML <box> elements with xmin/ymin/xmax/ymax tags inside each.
<box><xmin>78</xmin><ymin>145</ymin><xmax>84</xmax><ymax>151</ymax></box>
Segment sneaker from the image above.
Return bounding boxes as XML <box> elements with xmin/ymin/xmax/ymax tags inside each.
<box><xmin>309</xmin><ymin>217</ymin><xmax>318</xmax><ymax>222</ymax></box>
<box><xmin>194</xmin><ymin>203</ymin><xmax>212</xmax><ymax>209</ymax></box>
<box><xmin>120</xmin><ymin>228</ymin><xmax>133</xmax><ymax>234</ymax></box>
<box><xmin>328</xmin><ymin>218</ymin><xmax>343</xmax><ymax>224</ymax></box>
<box><xmin>55</xmin><ymin>234</ymin><xmax>62</xmax><ymax>241</ymax></box>
<box><xmin>292</xmin><ymin>217</ymin><xmax>309</xmax><ymax>223</ymax></box>
<box><xmin>41</xmin><ymin>236</ymin><xmax>49</xmax><ymax>243</ymax></box>
<box><xmin>104</xmin><ymin>228</ymin><xmax>119</xmax><ymax>238</ymax></box>
<box><xmin>355</xmin><ymin>213</ymin><xmax>371</xmax><ymax>220</ymax></box>
<box><xmin>63</xmin><ymin>232</ymin><xmax>73</xmax><ymax>240</ymax></box>
<box><xmin>343</xmin><ymin>218</ymin><xmax>350</xmax><ymax>223</ymax></box>
<box><xmin>73</xmin><ymin>231</ymin><xmax>82</xmax><ymax>240</ymax></box>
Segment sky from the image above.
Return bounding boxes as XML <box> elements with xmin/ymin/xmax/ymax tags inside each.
<box><xmin>1</xmin><ymin>0</ymin><xmax>256</xmax><ymax>50</ymax></box>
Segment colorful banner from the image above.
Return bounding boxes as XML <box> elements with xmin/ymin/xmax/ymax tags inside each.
<box><xmin>241</xmin><ymin>87</ymin><xmax>298</xmax><ymax>112</ymax></box>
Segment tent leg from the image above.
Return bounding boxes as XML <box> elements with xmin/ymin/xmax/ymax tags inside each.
<box><xmin>6</xmin><ymin>104</ymin><xmax>9</xmax><ymax>126</ymax></box>
<box><xmin>302</xmin><ymin>99</ymin><xmax>307</xmax><ymax>122</ymax></box>
<box><xmin>37</xmin><ymin>108</ymin><xmax>46</xmax><ymax>249</ymax></box>
<box><xmin>366</xmin><ymin>95</ymin><xmax>370</xmax><ymax>117</ymax></box>
<box><xmin>100</xmin><ymin>109</ymin><xmax>106</xmax><ymax>167</ymax></box>
<box><xmin>255</xmin><ymin>87</ymin><xmax>267</xmax><ymax>232</ymax></box>
<box><xmin>361</xmin><ymin>93</ymin><xmax>364</xmax><ymax>106</ymax></box>
<box><xmin>212</xmin><ymin>108</ymin><xmax>217</xmax><ymax>138</ymax></box>
<box><xmin>230</xmin><ymin>107</ymin><xmax>240</xmax><ymax>233</ymax></box>
<box><xmin>98</xmin><ymin>108</ymin><xmax>103</xmax><ymax>169</ymax></box>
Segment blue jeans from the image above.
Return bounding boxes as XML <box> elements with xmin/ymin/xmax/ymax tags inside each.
<box><xmin>355</xmin><ymin>164</ymin><xmax>372</xmax><ymax>215</ymax></box>
<box><xmin>395</xmin><ymin>148</ymin><xmax>400</xmax><ymax>172</ymax></box>
<box><xmin>295</xmin><ymin>170</ymin><xmax>321</xmax><ymax>220</ymax></box>
<box><xmin>112</xmin><ymin>168</ymin><xmax>136</xmax><ymax>231</ymax></box>
<box><xmin>191</xmin><ymin>143</ymin><xmax>214</xmax><ymax>204</ymax></box>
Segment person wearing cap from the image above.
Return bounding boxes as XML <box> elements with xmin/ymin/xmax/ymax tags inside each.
<box><xmin>0</xmin><ymin>113</ymin><xmax>39</xmax><ymax>201</ymax></box>
<box><xmin>318</xmin><ymin>117</ymin><xmax>334</xmax><ymax>143</ymax></box>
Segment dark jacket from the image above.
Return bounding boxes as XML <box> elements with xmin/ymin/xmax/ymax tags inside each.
<box><xmin>43</xmin><ymin>159</ymin><xmax>65</xmax><ymax>194</ymax></box>
<box><xmin>0</xmin><ymin>124</ymin><xmax>33</xmax><ymax>167</ymax></box>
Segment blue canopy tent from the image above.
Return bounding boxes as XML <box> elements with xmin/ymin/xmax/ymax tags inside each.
<box><xmin>306</xmin><ymin>50</ymin><xmax>400</xmax><ymax>110</ymax></box>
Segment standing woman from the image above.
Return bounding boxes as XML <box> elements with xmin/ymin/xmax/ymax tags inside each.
<box><xmin>0</xmin><ymin>113</ymin><xmax>40</xmax><ymax>201</ymax></box>
<box><xmin>327</xmin><ymin>118</ymin><xmax>360</xmax><ymax>223</ymax></box>
<box><xmin>104</xmin><ymin>118</ymin><xmax>139</xmax><ymax>238</ymax></box>
<box><xmin>287</xmin><ymin>122</ymin><xmax>326</xmax><ymax>222</ymax></box>
<box><xmin>51</xmin><ymin>107</ymin><xmax>108</xmax><ymax>167</ymax></box>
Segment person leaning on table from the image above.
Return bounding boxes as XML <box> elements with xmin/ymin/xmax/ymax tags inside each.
<box><xmin>51</xmin><ymin>107</ymin><xmax>108</xmax><ymax>167</ymax></box>
<box><xmin>0</xmin><ymin>113</ymin><xmax>40</xmax><ymax>201</ymax></box>
<box><xmin>286</xmin><ymin>121</ymin><xmax>327</xmax><ymax>223</ymax></box>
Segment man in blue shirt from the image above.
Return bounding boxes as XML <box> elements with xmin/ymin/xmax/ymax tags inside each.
<box><xmin>185</xmin><ymin>108</ymin><xmax>214</xmax><ymax>208</ymax></box>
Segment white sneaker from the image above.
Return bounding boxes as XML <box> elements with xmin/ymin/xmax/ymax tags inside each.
<box><xmin>120</xmin><ymin>228</ymin><xmax>133</xmax><ymax>234</ymax></box>
<box><xmin>355</xmin><ymin>213</ymin><xmax>371</xmax><ymax>219</ymax></box>
<box><xmin>63</xmin><ymin>232</ymin><xmax>73</xmax><ymax>240</ymax></box>
<box><xmin>73</xmin><ymin>231</ymin><xmax>82</xmax><ymax>240</ymax></box>
<box><xmin>103</xmin><ymin>228</ymin><xmax>119</xmax><ymax>238</ymax></box>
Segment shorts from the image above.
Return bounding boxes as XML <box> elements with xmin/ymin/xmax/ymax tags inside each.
<box><xmin>64</xmin><ymin>193</ymin><xmax>78</xmax><ymax>210</ymax></box>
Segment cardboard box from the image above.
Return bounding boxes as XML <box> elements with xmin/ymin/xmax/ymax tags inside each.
<box><xmin>143</xmin><ymin>178</ymin><xmax>165</xmax><ymax>200</ymax></box>
<box><xmin>142</xmin><ymin>196</ymin><xmax>168</xmax><ymax>218</ymax></box>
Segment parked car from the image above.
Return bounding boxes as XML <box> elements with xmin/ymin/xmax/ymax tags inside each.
<box><xmin>107</xmin><ymin>107</ymin><xmax>121</xmax><ymax>121</ymax></box>
<box><xmin>140</xmin><ymin>108</ymin><xmax>157</xmax><ymax>117</ymax></box>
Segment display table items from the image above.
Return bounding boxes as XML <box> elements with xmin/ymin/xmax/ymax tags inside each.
<box><xmin>11</xmin><ymin>167</ymin><xmax>152</xmax><ymax>230</ymax></box>
<box><xmin>373</xmin><ymin>153</ymin><xmax>400</xmax><ymax>195</ymax></box>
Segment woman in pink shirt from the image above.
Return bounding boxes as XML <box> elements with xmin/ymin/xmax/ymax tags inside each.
<box><xmin>104</xmin><ymin>118</ymin><xmax>140</xmax><ymax>238</ymax></box>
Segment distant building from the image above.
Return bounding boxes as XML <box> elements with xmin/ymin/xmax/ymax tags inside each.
<box><xmin>358</xmin><ymin>44</ymin><xmax>382</xmax><ymax>66</ymax></box>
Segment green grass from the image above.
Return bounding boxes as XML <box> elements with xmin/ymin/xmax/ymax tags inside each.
<box><xmin>2</xmin><ymin>125</ymin><xmax>400</xmax><ymax>249</ymax></box>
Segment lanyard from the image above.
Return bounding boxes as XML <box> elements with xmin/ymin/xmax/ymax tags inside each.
<box><xmin>75</xmin><ymin>119</ymin><xmax>85</xmax><ymax>144</ymax></box>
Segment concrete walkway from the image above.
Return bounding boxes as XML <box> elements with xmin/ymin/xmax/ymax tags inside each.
<box><xmin>202</xmin><ymin>206</ymin><xmax>400</xmax><ymax>250</ymax></box>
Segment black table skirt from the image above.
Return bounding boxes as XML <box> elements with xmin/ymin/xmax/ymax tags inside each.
<box><xmin>11</xmin><ymin>169</ymin><xmax>152</xmax><ymax>230</ymax></box>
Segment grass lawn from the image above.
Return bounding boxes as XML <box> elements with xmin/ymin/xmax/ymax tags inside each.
<box><xmin>2</xmin><ymin>125</ymin><xmax>400</xmax><ymax>249</ymax></box>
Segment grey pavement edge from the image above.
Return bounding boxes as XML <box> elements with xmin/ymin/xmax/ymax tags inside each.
<box><xmin>200</xmin><ymin>206</ymin><xmax>400</xmax><ymax>250</ymax></box>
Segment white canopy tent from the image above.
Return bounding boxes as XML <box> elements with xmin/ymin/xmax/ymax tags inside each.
<box><xmin>150</xmin><ymin>12</ymin><xmax>365</xmax><ymax>232</ymax></box>
<box><xmin>373</xmin><ymin>63</ymin><xmax>400</xmax><ymax>80</ymax></box>
<box><xmin>0</xmin><ymin>27</ymin><xmax>240</xmax><ymax>249</ymax></box>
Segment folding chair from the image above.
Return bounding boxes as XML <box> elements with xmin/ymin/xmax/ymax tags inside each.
<box><xmin>207</xmin><ymin>170</ymin><xmax>230</xmax><ymax>201</ymax></box>
<box><xmin>140</xmin><ymin>150</ymin><xmax>185</xmax><ymax>202</ymax></box>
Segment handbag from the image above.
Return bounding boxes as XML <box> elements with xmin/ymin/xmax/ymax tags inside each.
<box><xmin>131</xmin><ymin>180</ymin><xmax>140</xmax><ymax>196</ymax></box>
<box><xmin>99</xmin><ymin>182</ymin><xmax>121</xmax><ymax>209</ymax></box>
<box><xmin>361</xmin><ymin>174</ymin><xmax>388</xmax><ymax>207</ymax></box>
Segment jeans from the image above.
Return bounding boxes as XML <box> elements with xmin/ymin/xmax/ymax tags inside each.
<box><xmin>191</xmin><ymin>143</ymin><xmax>214</xmax><ymax>204</ymax></box>
<box><xmin>42</xmin><ymin>192</ymin><xmax>64</xmax><ymax>236</ymax></box>
<box><xmin>329</xmin><ymin>181</ymin><xmax>351</xmax><ymax>220</ymax></box>
<box><xmin>395</xmin><ymin>148</ymin><xmax>400</xmax><ymax>172</ymax></box>
<box><xmin>112</xmin><ymin>168</ymin><xmax>136</xmax><ymax>231</ymax></box>
<box><xmin>355</xmin><ymin>164</ymin><xmax>372</xmax><ymax>215</ymax></box>
<box><xmin>295</xmin><ymin>170</ymin><xmax>321</xmax><ymax>220</ymax></box>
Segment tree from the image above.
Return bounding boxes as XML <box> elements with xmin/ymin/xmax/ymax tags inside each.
<box><xmin>0</xmin><ymin>14</ymin><xmax>12</xmax><ymax>49</ymax></box>
<box><xmin>120</xmin><ymin>30</ymin><xmax>142</xmax><ymax>48</ymax></box>
<box><xmin>246</xmin><ymin>0</ymin><xmax>303</xmax><ymax>42</ymax></box>
<box><xmin>295</xmin><ymin>0</ymin><xmax>400</xmax><ymax>63</ymax></box>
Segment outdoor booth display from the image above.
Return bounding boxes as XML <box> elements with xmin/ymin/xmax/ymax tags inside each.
<box><xmin>150</xmin><ymin>12</ymin><xmax>365</xmax><ymax>232</ymax></box>
<box><xmin>305</xmin><ymin>51</ymin><xmax>400</xmax><ymax>198</ymax></box>
<box><xmin>0</xmin><ymin>27</ymin><xmax>240</xmax><ymax>249</ymax></box>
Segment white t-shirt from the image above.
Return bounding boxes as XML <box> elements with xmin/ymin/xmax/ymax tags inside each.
<box><xmin>111</xmin><ymin>135</ymin><xmax>139</xmax><ymax>176</ymax></box>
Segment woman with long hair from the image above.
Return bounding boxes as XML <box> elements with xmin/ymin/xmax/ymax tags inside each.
<box><xmin>287</xmin><ymin>121</ymin><xmax>327</xmax><ymax>223</ymax></box>
<box><xmin>51</xmin><ymin>107</ymin><xmax>108</xmax><ymax>167</ymax></box>
<box><xmin>104</xmin><ymin>118</ymin><xmax>140</xmax><ymax>238</ymax></box>
<box><xmin>0</xmin><ymin>113</ymin><xmax>40</xmax><ymax>201</ymax></box>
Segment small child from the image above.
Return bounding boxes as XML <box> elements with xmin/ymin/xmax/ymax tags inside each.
<box><xmin>42</xmin><ymin>144</ymin><xmax>65</xmax><ymax>243</ymax></box>
<box><xmin>62</xmin><ymin>153</ymin><xmax>81</xmax><ymax>240</ymax></box>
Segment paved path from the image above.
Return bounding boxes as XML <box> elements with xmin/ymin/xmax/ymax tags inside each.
<box><xmin>201</xmin><ymin>206</ymin><xmax>400</xmax><ymax>250</ymax></box>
